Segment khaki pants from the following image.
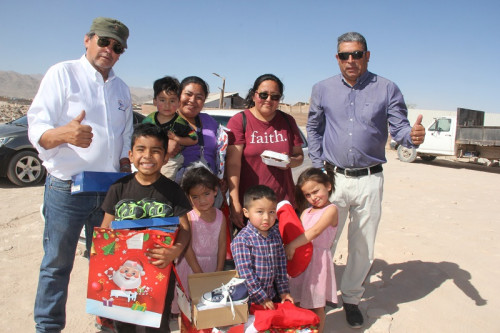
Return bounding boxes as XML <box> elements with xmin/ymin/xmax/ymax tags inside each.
<box><xmin>330</xmin><ymin>171</ymin><xmax>384</xmax><ymax>304</ymax></box>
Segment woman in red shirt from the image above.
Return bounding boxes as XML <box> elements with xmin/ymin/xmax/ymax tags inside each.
<box><xmin>226</xmin><ymin>74</ymin><xmax>304</xmax><ymax>228</ymax></box>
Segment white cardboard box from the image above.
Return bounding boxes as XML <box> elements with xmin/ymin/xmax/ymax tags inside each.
<box><xmin>176</xmin><ymin>270</ymin><xmax>248</xmax><ymax>330</ymax></box>
<box><xmin>260</xmin><ymin>150</ymin><xmax>290</xmax><ymax>168</ymax></box>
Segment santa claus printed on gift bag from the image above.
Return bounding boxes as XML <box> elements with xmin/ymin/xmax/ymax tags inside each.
<box><xmin>107</xmin><ymin>258</ymin><xmax>145</xmax><ymax>303</ymax></box>
<box><xmin>86</xmin><ymin>228</ymin><xmax>177</xmax><ymax>327</ymax></box>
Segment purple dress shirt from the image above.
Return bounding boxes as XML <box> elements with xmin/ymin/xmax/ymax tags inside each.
<box><xmin>307</xmin><ymin>71</ymin><xmax>415</xmax><ymax>169</ymax></box>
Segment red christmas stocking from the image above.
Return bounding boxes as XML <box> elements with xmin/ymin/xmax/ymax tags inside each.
<box><xmin>276</xmin><ymin>200</ymin><xmax>313</xmax><ymax>277</ymax></box>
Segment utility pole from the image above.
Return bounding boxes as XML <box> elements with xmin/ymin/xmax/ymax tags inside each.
<box><xmin>212</xmin><ymin>72</ymin><xmax>225</xmax><ymax>109</ymax></box>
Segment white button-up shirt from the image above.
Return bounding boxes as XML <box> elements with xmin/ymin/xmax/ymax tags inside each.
<box><xmin>28</xmin><ymin>55</ymin><xmax>133</xmax><ymax>180</ymax></box>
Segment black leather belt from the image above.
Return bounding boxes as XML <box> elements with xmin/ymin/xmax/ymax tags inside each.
<box><xmin>325</xmin><ymin>162</ymin><xmax>383</xmax><ymax>177</ymax></box>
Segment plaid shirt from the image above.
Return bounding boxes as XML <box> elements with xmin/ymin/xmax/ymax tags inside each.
<box><xmin>230</xmin><ymin>223</ymin><xmax>290</xmax><ymax>305</ymax></box>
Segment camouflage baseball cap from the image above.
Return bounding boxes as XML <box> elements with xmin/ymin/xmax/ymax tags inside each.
<box><xmin>88</xmin><ymin>17</ymin><xmax>129</xmax><ymax>48</ymax></box>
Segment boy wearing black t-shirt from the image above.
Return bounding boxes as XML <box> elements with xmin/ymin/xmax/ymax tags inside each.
<box><xmin>101</xmin><ymin>123</ymin><xmax>192</xmax><ymax>332</ymax></box>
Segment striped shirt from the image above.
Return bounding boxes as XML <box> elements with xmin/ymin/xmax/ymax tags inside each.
<box><xmin>231</xmin><ymin>223</ymin><xmax>290</xmax><ymax>305</ymax></box>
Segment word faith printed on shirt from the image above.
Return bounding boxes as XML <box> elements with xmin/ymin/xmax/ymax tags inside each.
<box><xmin>250</xmin><ymin>130</ymin><xmax>288</xmax><ymax>144</ymax></box>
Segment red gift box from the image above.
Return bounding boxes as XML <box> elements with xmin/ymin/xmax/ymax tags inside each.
<box><xmin>86</xmin><ymin>227</ymin><xmax>177</xmax><ymax>327</ymax></box>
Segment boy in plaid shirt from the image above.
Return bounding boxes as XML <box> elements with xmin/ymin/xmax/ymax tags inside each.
<box><xmin>231</xmin><ymin>185</ymin><xmax>293</xmax><ymax>309</ymax></box>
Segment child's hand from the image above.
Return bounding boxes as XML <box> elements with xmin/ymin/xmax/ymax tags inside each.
<box><xmin>230</xmin><ymin>202</ymin><xmax>245</xmax><ymax>229</ymax></box>
<box><xmin>167</xmin><ymin>131</ymin><xmax>176</xmax><ymax>140</ymax></box>
<box><xmin>167</xmin><ymin>139</ymin><xmax>181</xmax><ymax>158</ymax></box>
<box><xmin>280</xmin><ymin>293</ymin><xmax>294</xmax><ymax>304</ymax></box>
<box><xmin>285</xmin><ymin>244</ymin><xmax>296</xmax><ymax>261</ymax></box>
<box><xmin>261</xmin><ymin>299</ymin><xmax>275</xmax><ymax>310</ymax></box>
<box><xmin>100</xmin><ymin>213</ymin><xmax>115</xmax><ymax>228</ymax></box>
<box><xmin>146</xmin><ymin>244</ymin><xmax>176</xmax><ymax>269</ymax></box>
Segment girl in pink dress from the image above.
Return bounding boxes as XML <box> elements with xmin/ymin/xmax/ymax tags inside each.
<box><xmin>172</xmin><ymin>167</ymin><xmax>227</xmax><ymax>314</ymax></box>
<box><xmin>286</xmin><ymin>168</ymin><xmax>338</xmax><ymax>333</ymax></box>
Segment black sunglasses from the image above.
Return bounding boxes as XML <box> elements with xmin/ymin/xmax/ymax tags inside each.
<box><xmin>257</xmin><ymin>92</ymin><xmax>281</xmax><ymax>101</ymax></box>
<box><xmin>337</xmin><ymin>51</ymin><xmax>365</xmax><ymax>60</ymax></box>
<box><xmin>96</xmin><ymin>36</ymin><xmax>125</xmax><ymax>55</ymax></box>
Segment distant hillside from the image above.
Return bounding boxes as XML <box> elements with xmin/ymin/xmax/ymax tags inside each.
<box><xmin>129</xmin><ymin>87</ymin><xmax>153</xmax><ymax>105</ymax></box>
<box><xmin>0</xmin><ymin>70</ymin><xmax>153</xmax><ymax>104</ymax></box>
<box><xmin>0</xmin><ymin>71</ymin><xmax>42</xmax><ymax>99</ymax></box>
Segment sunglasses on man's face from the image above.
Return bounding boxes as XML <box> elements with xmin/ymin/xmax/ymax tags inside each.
<box><xmin>257</xmin><ymin>92</ymin><xmax>281</xmax><ymax>101</ymax></box>
<box><xmin>337</xmin><ymin>51</ymin><xmax>365</xmax><ymax>61</ymax></box>
<box><xmin>96</xmin><ymin>36</ymin><xmax>125</xmax><ymax>55</ymax></box>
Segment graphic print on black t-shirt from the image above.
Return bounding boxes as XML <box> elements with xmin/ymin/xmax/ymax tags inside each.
<box><xmin>114</xmin><ymin>198</ymin><xmax>173</xmax><ymax>221</ymax></box>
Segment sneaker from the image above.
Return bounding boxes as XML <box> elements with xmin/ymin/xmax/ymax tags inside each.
<box><xmin>200</xmin><ymin>277</ymin><xmax>249</xmax><ymax>308</ymax></box>
<box><xmin>344</xmin><ymin>303</ymin><xmax>363</xmax><ymax>328</ymax></box>
<box><xmin>115</xmin><ymin>199</ymin><xmax>146</xmax><ymax>220</ymax></box>
<box><xmin>95</xmin><ymin>316</ymin><xmax>115</xmax><ymax>332</ymax></box>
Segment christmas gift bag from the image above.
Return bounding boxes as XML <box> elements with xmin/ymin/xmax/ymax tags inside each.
<box><xmin>247</xmin><ymin>302</ymin><xmax>320</xmax><ymax>333</ymax></box>
<box><xmin>86</xmin><ymin>227</ymin><xmax>177</xmax><ymax>327</ymax></box>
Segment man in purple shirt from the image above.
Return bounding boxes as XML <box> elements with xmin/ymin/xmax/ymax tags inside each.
<box><xmin>306</xmin><ymin>31</ymin><xmax>425</xmax><ymax>328</ymax></box>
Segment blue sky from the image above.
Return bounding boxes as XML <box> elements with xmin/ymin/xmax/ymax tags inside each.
<box><xmin>1</xmin><ymin>1</ymin><xmax>499</xmax><ymax>113</ymax></box>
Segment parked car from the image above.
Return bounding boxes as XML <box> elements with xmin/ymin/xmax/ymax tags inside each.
<box><xmin>0</xmin><ymin>112</ymin><xmax>145</xmax><ymax>186</ymax></box>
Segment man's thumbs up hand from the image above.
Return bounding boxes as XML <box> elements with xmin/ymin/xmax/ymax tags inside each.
<box><xmin>67</xmin><ymin>110</ymin><xmax>93</xmax><ymax>148</ymax></box>
<box><xmin>410</xmin><ymin>114</ymin><xmax>425</xmax><ymax>145</ymax></box>
<box><xmin>72</xmin><ymin>110</ymin><xmax>86</xmax><ymax>123</ymax></box>
<box><xmin>414</xmin><ymin>114</ymin><xmax>423</xmax><ymax>126</ymax></box>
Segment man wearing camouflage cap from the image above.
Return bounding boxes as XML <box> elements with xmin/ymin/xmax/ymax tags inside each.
<box><xmin>28</xmin><ymin>17</ymin><xmax>132</xmax><ymax>332</ymax></box>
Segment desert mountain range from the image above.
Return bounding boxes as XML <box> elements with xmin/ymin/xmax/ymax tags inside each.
<box><xmin>0</xmin><ymin>70</ymin><xmax>153</xmax><ymax>105</ymax></box>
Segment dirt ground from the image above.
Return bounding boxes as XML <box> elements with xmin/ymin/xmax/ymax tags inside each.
<box><xmin>1</xmin><ymin>148</ymin><xmax>499</xmax><ymax>332</ymax></box>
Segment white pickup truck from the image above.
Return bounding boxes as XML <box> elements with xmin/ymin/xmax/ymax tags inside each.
<box><xmin>397</xmin><ymin>108</ymin><xmax>500</xmax><ymax>164</ymax></box>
